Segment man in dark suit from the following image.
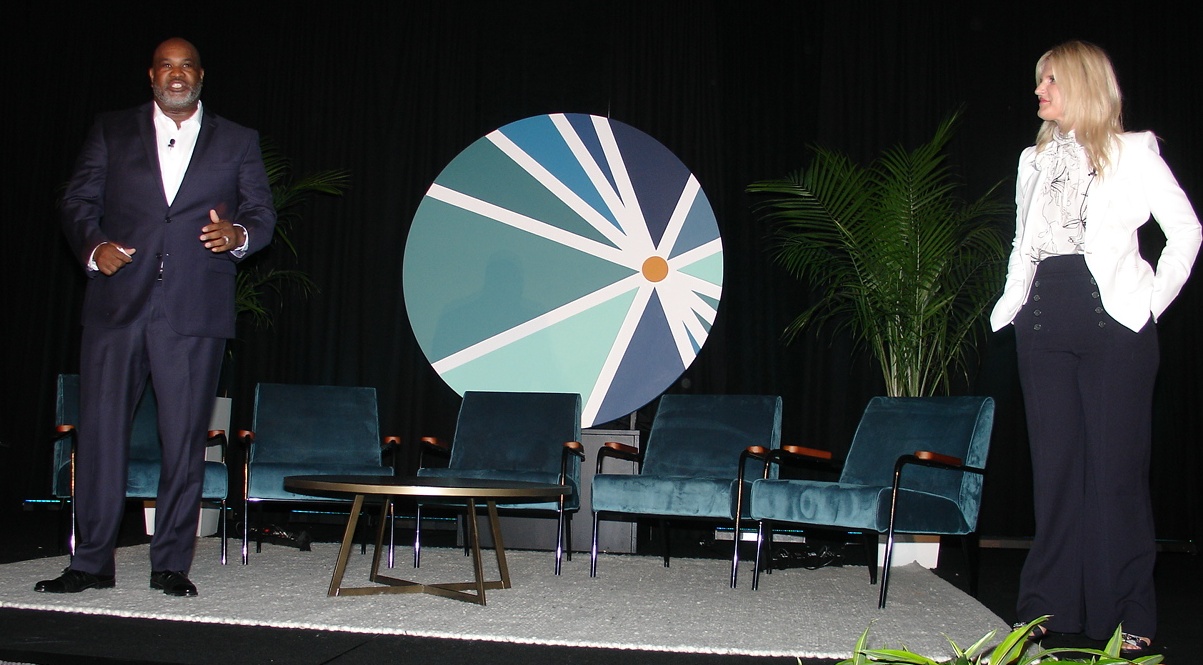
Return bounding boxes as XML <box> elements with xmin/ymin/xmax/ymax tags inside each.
<box><xmin>37</xmin><ymin>37</ymin><xmax>276</xmax><ymax>597</ymax></box>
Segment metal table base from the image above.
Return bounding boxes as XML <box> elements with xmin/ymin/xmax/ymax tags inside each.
<box><xmin>327</xmin><ymin>494</ymin><xmax>511</xmax><ymax>605</ymax></box>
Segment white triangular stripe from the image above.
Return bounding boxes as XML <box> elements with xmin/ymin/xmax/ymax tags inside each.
<box><xmin>581</xmin><ymin>283</ymin><xmax>655</xmax><ymax>426</ymax></box>
<box><xmin>427</xmin><ymin>184</ymin><xmax>635</xmax><ymax>268</ymax></box>
<box><xmin>432</xmin><ymin>274</ymin><xmax>644</xmax><ymax>372</ymax></box>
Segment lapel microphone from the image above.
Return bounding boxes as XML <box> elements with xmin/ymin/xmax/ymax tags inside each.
<box><xmin>168</xmin><ymin>139</ymin><xmax>175</xmax><ymax>149</ymax></box>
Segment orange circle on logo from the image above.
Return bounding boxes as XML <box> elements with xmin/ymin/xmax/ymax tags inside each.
<box><xmin>642</xmin><ymin>256</ymin><xmax>669</xmax><ymax>282</ymax></box>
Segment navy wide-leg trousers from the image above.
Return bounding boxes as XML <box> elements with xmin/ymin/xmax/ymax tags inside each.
<box><xmin>1014</xmin><ymin>254</ymin><xmax>1159</xmax><ymax>640</ymax></box>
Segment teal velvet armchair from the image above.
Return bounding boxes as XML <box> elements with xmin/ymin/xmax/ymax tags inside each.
<box><xmin>747</xmin><ymin>396</ymin><xmax>995</xmax><ymax>607</ymax></box>
<box><xmin>239</xmin><ymin>383</ymin><xmax>397</xmax><ymax>564</ymax></box>
<box><xmin>51</xmin><ymin>374</ymin><xmax>229</xmax><ymax>564</ymax></box>
<box><xmin>589</xmin><ymin>394</ymin><xmax>783</xmax><ymax>587</ymax></box>
<box><xmin>415</xmin><ymin>391</ymin><xmax>584</xmax><ymax>575</ymax></box>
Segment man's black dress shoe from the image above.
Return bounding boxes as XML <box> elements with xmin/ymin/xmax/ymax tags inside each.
<box><xmin>150</xmin><ymin>570</ymin><xmax>198</xmax><ymax>597</ymax></box>
<box><xmin>34</xmin><ymin>568</ymin><xmax>116</xmax><ymax>593</ymax></box>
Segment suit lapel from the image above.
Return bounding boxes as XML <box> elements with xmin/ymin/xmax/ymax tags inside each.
<box><xmin>135</xmin><ymin>103</ymin><xmax>169</xmax><ymax>205</ymax></box>
<box><xmin>173</xmin><ymin>112</ymin><xmax>216</xmax><ymax>208</ymax></box>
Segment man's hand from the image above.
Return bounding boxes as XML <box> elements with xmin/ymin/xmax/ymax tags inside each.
<box><xmin>95</xmin><ymin>243</ymin><xmax>135</xmax><ymax>276</ymax></box>
<box><xmin>200</xmin><ymin>209</ymin><xmax>244</xmax><ymax>253</ymax></box>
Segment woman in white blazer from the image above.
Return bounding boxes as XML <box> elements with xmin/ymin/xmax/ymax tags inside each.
<box><xmin>992</xmin><ymin>41</ymin><xmax>1201</xmax><ymax>658</ymax></box>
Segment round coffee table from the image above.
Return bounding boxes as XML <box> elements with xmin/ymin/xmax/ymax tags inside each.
<box><xmin>284</xmin><ymin>475</ymin><xmax>568</xmax><ymax>605</ymax></box>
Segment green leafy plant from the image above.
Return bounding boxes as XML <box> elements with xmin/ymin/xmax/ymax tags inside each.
<box><xmin>235</xmin><ymin>139</ymin><xmax>350</xmax><ymax>327</ymax></box>
<box><xmin>747</xmin><ymin>114</ymin><xmax>1008</xmax><ymax>396</ymax></box>
<box><xmin>825</xmin><ymin>617</ymin><xmax>1162</xmax><ymax>664</ymax></box>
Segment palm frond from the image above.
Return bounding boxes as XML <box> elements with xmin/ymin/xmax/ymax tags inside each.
<box><xmin>748</xmin><ymin>112</ymin><xmax>1008</xmax><ymax>396</ymax></box>
<box><xmin>234</xmin><ymin>139</ymin><xmax>349</xmax><ymax>329</ymax></box>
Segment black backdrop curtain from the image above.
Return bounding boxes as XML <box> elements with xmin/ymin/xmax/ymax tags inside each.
<box><xmin>3</xmin><ymin>1</ymin><xmax>1200</xmax><ymax>544</ymax></box>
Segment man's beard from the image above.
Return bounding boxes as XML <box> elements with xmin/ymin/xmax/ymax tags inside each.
<box><xmin>152</xmin><ymin>79</ymin><xmax>203</xmax><ymax>113</ymax></box>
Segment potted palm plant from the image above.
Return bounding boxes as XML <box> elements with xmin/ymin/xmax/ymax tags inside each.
<box><xmin>747</xmin><ymin>114</ymin><xmax>1008</xmax><ymax>397</ymax></box>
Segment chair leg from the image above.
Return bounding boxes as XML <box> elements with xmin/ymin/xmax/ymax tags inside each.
<box><xmin>730</xmin><ymin>514</ymin><xmax>743</xmax><ymax>589</ymax></box>
<box><xmin>879</xmin><ymin>529</ymin><xmax>895</xmax><ymax>609</ymax></box>
<box><xmin>751</xmin><ymin>521</ymin><xmax>768</xmax><ymax>590</ymax></box>
<box><xmin>554</xmin><ymin>506</ymin><xmax>566</xmax><ymax>575</ymax></box>
<box><xmin>413</xmin><ymin>504</ymin><xmax>423</xmax><ymax>568</ymax></box>
<box><xmin>564</xmin><ymin>512</ymin><xmax>573</xmax><ymax>561</ymax></box>
<box><xmin>241</xmin><ymin>497</ymin><xmax>250</xmax><ymax>565</ymax></box>
<box><xmin>255</xmin><ymin>503</ymin><xmax>265</xmax><ymax>554</ymax></box>
<box><xmin>357</xmin><ymin>506</ymin><xmax>368</xmax><ymax>555</ymax></box>
<box><xmin>254</xmin><ymin>504</ymin><xmax>263</xmax><ymax>555</ymax></box>
<box><xmin>556</xmin><ymin>490</ymin><xmax>574</xmax><ymax>565</ymax></box>
<box><xmin>589</xmin><ymin>512</ymin><xmax>600</xmax><ymax>577</ymax></box>
<box><xmin>658</xmin><ymin>519</ymin><xmax>670</xmax><ymax>568</ymax></box>
<box><xmin>219</xmin><ymin>499</ymin><xmax>228</xmax><ymax>565</ymax></box>
<box><xmin>862</xmin><ymin>531</ymin><xmax>879</xmax><ymax>585</ymax></box>
<box><xmin>65</xmin><ymin>497</ymin><xmax>77</xmax><ymax>557</ymax></box>
<box><xmin>386</xmin><ymin>500</ymin><xmax>395</xmax><ymax>569</ymax></box>
<box><xmin>461</xmin><ymin>510</ymin><xmax>471</xmax><ymax>557</ymax></box>
<box><xmin>962</xmin><ymin>533</ymin><xmax>980</xmax><ymax>597</ymax></box>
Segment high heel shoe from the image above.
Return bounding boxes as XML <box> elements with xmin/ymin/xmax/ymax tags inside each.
<box><xmin>1011</xmin><ymin>620</ymin><xmax>1050</xmax><ymax>643</ymax></box>
<box><xmin>1120</xmin><ymin>633</ymin><xmax>1154</xmax><ymax>660</ymax></box>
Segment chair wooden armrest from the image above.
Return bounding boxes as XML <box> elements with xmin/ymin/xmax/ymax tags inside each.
<box><xmin>380</xmin><ymin>435</ymin><xmax>402</xmax><ymax>451</ymax></box>
<box><xmin>595</xmin><ymin>440</ymin><xmax>642</xmax><ymax>473</ymax></box>
<box><xmin>419</xmin><ymin>436</ymin><xmax>450</xmax><ymax>453</ymax></box>
<box><xmin>766</xmin><ymin>444</ymin><xmax>838</xmax><ymax>468</ymax></box>
<box><xmin>558</xmin><ymin>441</ymin><xmax>586</xmax><ymax>487</ymax></box>
<box><xmin>781</xmin><ymin>444</ymin><xmax>833</xmax><ymax>460</ymax></box>
<box><xmin>237</xmin><ymin>430</ymin><xmax>255</xmax><ymax>492</ymax></box>
<box><xmin>563</xmin><ymin>440</ymin><xmax>585</xmax><ymax>458</ymax></box>
<box><xmin>743</xmin><ymin>445</ymin><xmax>770</xmax><ymax>459</ymax></box>
<box><xmin>913</xmin><ymin>450</ymin><xmax>962</xmax><ymax>467</ymax></box>
<box><xmin>235</xmin><ymin>430</ymin><xmax>255</xmax><ymax>462</ymax></box>
<box><xmin>756</xmin><ymin>443</ymin><xmax>841</xmax><ymax>480</ymax></box>
<box><xmin>378</xmin><ymin>436</ymin><xmax>403</xmax><ymax>468</ymax></box>
<box><xmin>416</xmin><ymin>435</ymin><xmax>451</xmax><ymax>469</ymax></box>
<box><xmin>738</xmin><ymin>445</ymin><xmax>771</xmax><ymax>484</ymax></box>
<box><xmin>893</xmin><ymin>450</ymin><xmax>983</xmax><ymax>480</ymax></box>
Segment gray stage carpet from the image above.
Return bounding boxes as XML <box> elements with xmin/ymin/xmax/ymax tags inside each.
<box><xmin>0</xmin><ymin>539</ymin><xmax>1007</xmax><ymax>660</ymax></box>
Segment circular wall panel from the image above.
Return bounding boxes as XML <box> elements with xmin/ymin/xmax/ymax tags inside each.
<box><xmin>404</xmin><ymin>113</ymin><xmax>723</xmax><ymax>427</ymax></box>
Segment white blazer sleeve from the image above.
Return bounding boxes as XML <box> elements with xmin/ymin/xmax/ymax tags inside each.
<box><xmin>1132</xmin><ymin>133</ymin><xmax>1203</xmax><ymax>320</ymax></box>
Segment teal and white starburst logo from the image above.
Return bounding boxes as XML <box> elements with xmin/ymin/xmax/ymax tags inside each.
<box><xmin>404</xmin><ymin>113</ymin><xmax>723</xmax><ymax>426</ymax></box>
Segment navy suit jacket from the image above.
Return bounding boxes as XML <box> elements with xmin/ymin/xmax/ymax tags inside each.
<box><xmin>61</xmin><ymin>101</ymin><xmax>276</xmax><ymax>339</ymax></box>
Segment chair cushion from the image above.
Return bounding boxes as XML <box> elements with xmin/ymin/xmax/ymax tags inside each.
<box><xmin>592</xmin><ymin>475</ymin><xmax>743</xmax><ymax>519</ymax></box>
<box><xmin>126</xmin><ymin>461</ymin><xmax>228</xmax><ymax>500</ymax></box>
<box><xmin>748</xmin><ymin>479</ymin><xmax>973</xmax><ymax>535</ymax></box>
<box><xmin>417</xmin><ymin>467</ymin><xmax>579</xmax><ymax>511</ymax></box>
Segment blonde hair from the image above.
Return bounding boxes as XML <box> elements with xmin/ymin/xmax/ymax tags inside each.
<box><xmin>1034</xmin><ymin>40</ymin><xmax>1124</xmax><ymax>176</ymax></box>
